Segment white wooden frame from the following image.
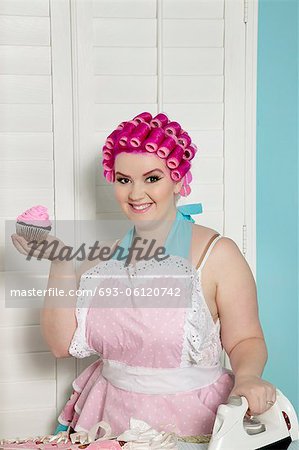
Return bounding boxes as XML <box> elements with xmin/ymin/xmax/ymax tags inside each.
<box><xmin>224</xmin><ymin>0</ymin><xmax>258</xmax><ymax>272</ymax></box>
<box><xmin>70</xmin><ymin>0</ymin><xmax>96</xmax><ymax>221</ymax></box>
<box><xmin>224</xmin><ymin>0</ymin><xmax>246</xmax><ymax>247</ymax></box>
<box><xmin>223</xmin><ymin>0</ymin><xmax>258</xmax><ymax>368</ymax></box>
<box><xmin>50</xmin><ymin>0</ymin><xmax>77</xmax><ymax>425</ymax></box>
<box><xmin>50</xmin><ymin>0</ymin><xmax>75</xmax><ymax>220</ymax></box>
<box><xmin>244</xmin><ymin>0</ymin><xmax>258</xmax><ymax>278</ymax></box>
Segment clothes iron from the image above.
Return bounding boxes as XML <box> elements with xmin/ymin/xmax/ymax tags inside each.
<box><xmin>207</xmin><ymin>388</ymin><xmax>299</xmax><ymax>450</ymax></box>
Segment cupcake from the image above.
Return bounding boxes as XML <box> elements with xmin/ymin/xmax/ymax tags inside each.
<box><xmin>16</xmin><ymin>205</ymin><xmax>52</xmax><ymax>242</ymax></box>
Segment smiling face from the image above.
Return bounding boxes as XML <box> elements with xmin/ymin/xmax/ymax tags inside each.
<box><xmin>113</xmin><ymin>152</ymin><xmax>183</xmax><ymax>224</ymax></box>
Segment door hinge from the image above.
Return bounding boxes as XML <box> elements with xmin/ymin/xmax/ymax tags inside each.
<box><xmin>244</xmin><ymin>0</ymin><xmax>248</xmax><ymax>23</ymax></box>
<box><xmin>242</xmin><ymin>224</ymin><xmax>247</xmax><ymax>256</ymax></box>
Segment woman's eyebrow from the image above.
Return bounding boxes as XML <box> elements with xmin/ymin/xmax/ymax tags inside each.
<box><xmin>115</xmin><ymin>169</ymin><xmax>164</xmax><ymax>177</ymax></box>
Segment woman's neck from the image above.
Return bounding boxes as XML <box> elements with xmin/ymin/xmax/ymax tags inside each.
<box><xmin>132</xmin><ymin>207</ymin><xmax>177</xmax><ymax>249</ymax></box>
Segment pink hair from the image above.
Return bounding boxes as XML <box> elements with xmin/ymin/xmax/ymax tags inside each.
<box><xmin>101</xmin><ymin>111</ymin><xmax>198</xmax><ymax>197</ymax></box>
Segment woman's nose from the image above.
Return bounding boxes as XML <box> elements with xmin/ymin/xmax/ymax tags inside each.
<box><xmin>128</xmin><ymin>183</ymin><xmax>145</xmax><ymax>201</ymax></box>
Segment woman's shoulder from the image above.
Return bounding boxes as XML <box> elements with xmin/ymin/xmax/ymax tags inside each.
<box><xmin>191</xmin><ymin>223</ymin><xmax>237</xmax><ymax>246</ymax></box>
<box><xmin>190</xmin><ymin>223</ymin><xmax>240</xmax><ymax>269</ymax></box>
<box><xmin>191</xmin><ymin>223</ymin><xmax>221</xmax><ymax>247</ymax></box>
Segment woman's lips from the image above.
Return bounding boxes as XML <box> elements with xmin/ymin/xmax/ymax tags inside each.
<box><xmin>129</xmin><ymin>203</ymin><xmax>153</xmax><ymax>213</ymax></box>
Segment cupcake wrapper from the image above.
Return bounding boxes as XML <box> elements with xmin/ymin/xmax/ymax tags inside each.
<box><xmin>16</xmin><ymin>223</ymin><xmax>51</xmax><ymax>243</ymax></box>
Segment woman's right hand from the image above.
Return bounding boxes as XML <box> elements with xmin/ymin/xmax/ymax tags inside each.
<box><xmin>11</xmin><ymin>233</ymin><xmax>68</xmax><ymax>263</ymax></box>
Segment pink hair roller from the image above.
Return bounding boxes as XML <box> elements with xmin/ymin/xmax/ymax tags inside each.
<box><xmin>170</xmin><ymin>159</ymin><xmax>191</xmax><ymax>181</ymax></box>
<box><xmin>103</xmin><ymin>146</ymin><xmax>113</xmax><ymax>159</ymax></box>
<box><xmin>122</xmin><ymin>121</ymin><xmax>136</xmax><ymax>132</ymax></box>
<box><xmin>116</xmin><ymin>121</ymin><xmax>126</xmax><ymax>131</ymax></box>
<box><xmin>180</xmin><ymin>184</ymin><xmax>191</xmax><ymax>197</ymax></box>
<box><xmin>157</xmin><ymin>136</ymin><xmax>177</xmax><ymax>158</ymax></box>
<box><xmin>165</xmin><ymin>121</ymin><xmax>181</xmax><ymax>137</ymax></box>
<box><xmin>185</xmin><ymin>170</ymin><xmax>192</xmax><ymax>184</ymax></box>
<box><xmin>118</xmin><ymin>121</ymin><xmax>136</xmax><ymax>147</ymax></box>
<box><xmin>105</xmin><ymin>130</ymin><xmax>119</xmax><ymax>149</ymax></box>
<box><xmin>183</xmin><ymin>143</ymin><xmax>197</xmax><ymax>161</ymax></box>
<box><xmin>104</xmin><ymin>169</ymin><xmax>115</xmax><ymax>183</ymax></box>
<box><xmin>118</xmin><ymin>132</ymin><xmax>130</xmax><ymax>147</ymax></box>
<box><xmin>133</xmin><ymin>112</ymin><xmax>152</xmax><ymax>124</ymax></box>
<box><xmin>177</xmin><ymin>132</ymin><xmax>191</xmax><ymax>148</ymax></box>
<box><xmin>103</xmin><ymin>157</ymin><xmax>114</xmax><ymax>170</ymax></box>
<box><xmin>144</xmin><ymin>128</ymin><xmax>165</xmax><ymax>152</ymax></box>
<box><xmin>129</xmin><ymin>122</ymin><xmax>151</xmax><ymax>147</ymax></box>
<box><xmin>150</xmin><ymin>113</ymin><xmax>169</xmax><ymax>129</ymax></box>
<box><xmin>179</xmin><ymin>169</ymin><xmax>192</xmax><ymax>197</ymax></box>
<box><xmin>166</xmin><ymin>145</ymin><xmax>184</xmax><ymax>169</ymax></box>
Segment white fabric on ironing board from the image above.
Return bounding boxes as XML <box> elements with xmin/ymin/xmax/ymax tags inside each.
<box><xmin>178</xmin><ymin>444</ymin><xmax>209</xmax><ymax>450</ymax></box>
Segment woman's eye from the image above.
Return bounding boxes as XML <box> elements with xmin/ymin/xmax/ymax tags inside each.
<box><xmin>146</xmin><ymin>176</ymin><xmax>161</xmax><ymax>183</ymax></box>
<box><xmin>116</xmin><ymin>177</ymin><xmax>130</xmax><ymax>184</ymax></box>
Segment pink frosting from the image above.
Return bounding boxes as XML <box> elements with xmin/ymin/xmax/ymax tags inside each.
<box><xmin>16</xmin><ymin>205</ymin><xmax>52</xmax><ymax>227</ymax></box>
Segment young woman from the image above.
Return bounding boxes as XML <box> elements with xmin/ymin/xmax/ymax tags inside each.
<box><xmin>11</xmin><ymin>112</ymin><xmax>276</xmax><ymax>439</ymax></box>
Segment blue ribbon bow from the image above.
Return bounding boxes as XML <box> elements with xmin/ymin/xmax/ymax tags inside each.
<box><xmin>176</xmin><ymin>203</ymin><xmax>203</xmax><ymax>223</ymax></box>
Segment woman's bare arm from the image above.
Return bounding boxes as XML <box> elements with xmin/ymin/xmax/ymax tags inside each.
<box><xmin>213</xmin><ymin>237</ymin><xmax>268</xmax><ymax>378</ymax></box>
<box><xmin>40</xmin><ymin>259</ymin><xmax>78</xmax><ymax>358</ymax></box>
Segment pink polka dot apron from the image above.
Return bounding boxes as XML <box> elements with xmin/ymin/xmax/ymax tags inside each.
<box><xmin>55</xmin><ymin>204</ymin><xmax>235</xmax><ymax>436</ymax></box>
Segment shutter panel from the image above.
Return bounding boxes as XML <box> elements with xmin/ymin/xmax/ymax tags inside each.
<box><xmin>0</xmin><ymin>0</ymin><xmax>76</xmax><ymax>438</ymax></box>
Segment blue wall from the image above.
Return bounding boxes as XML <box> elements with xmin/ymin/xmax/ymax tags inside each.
<box><xmin>256</xmin><ymin>0</ymin><xmax>298</xmax><ymax>414</ymax></box>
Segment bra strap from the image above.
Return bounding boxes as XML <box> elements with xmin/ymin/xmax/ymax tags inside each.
<box><xmin>196</xmin><ymin>233</ymin><xmax>222</xmax><ymax>271</ymax></box>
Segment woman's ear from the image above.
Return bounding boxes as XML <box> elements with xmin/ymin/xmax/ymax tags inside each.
<box><xmin>174</xmin><ymin>192</ymin><xmax>181</xmax><ymax>204</ymax></box>
<box><xmin>174</xmin><ymin>179</ymin><xmax>184</xmax><ymax>195</ymax></box>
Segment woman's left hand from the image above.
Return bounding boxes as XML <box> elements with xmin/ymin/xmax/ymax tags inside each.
<box><xmin>229</xmin><ymin>375</ymin><xmax>277</xmax><ymax>416</ymax></box>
